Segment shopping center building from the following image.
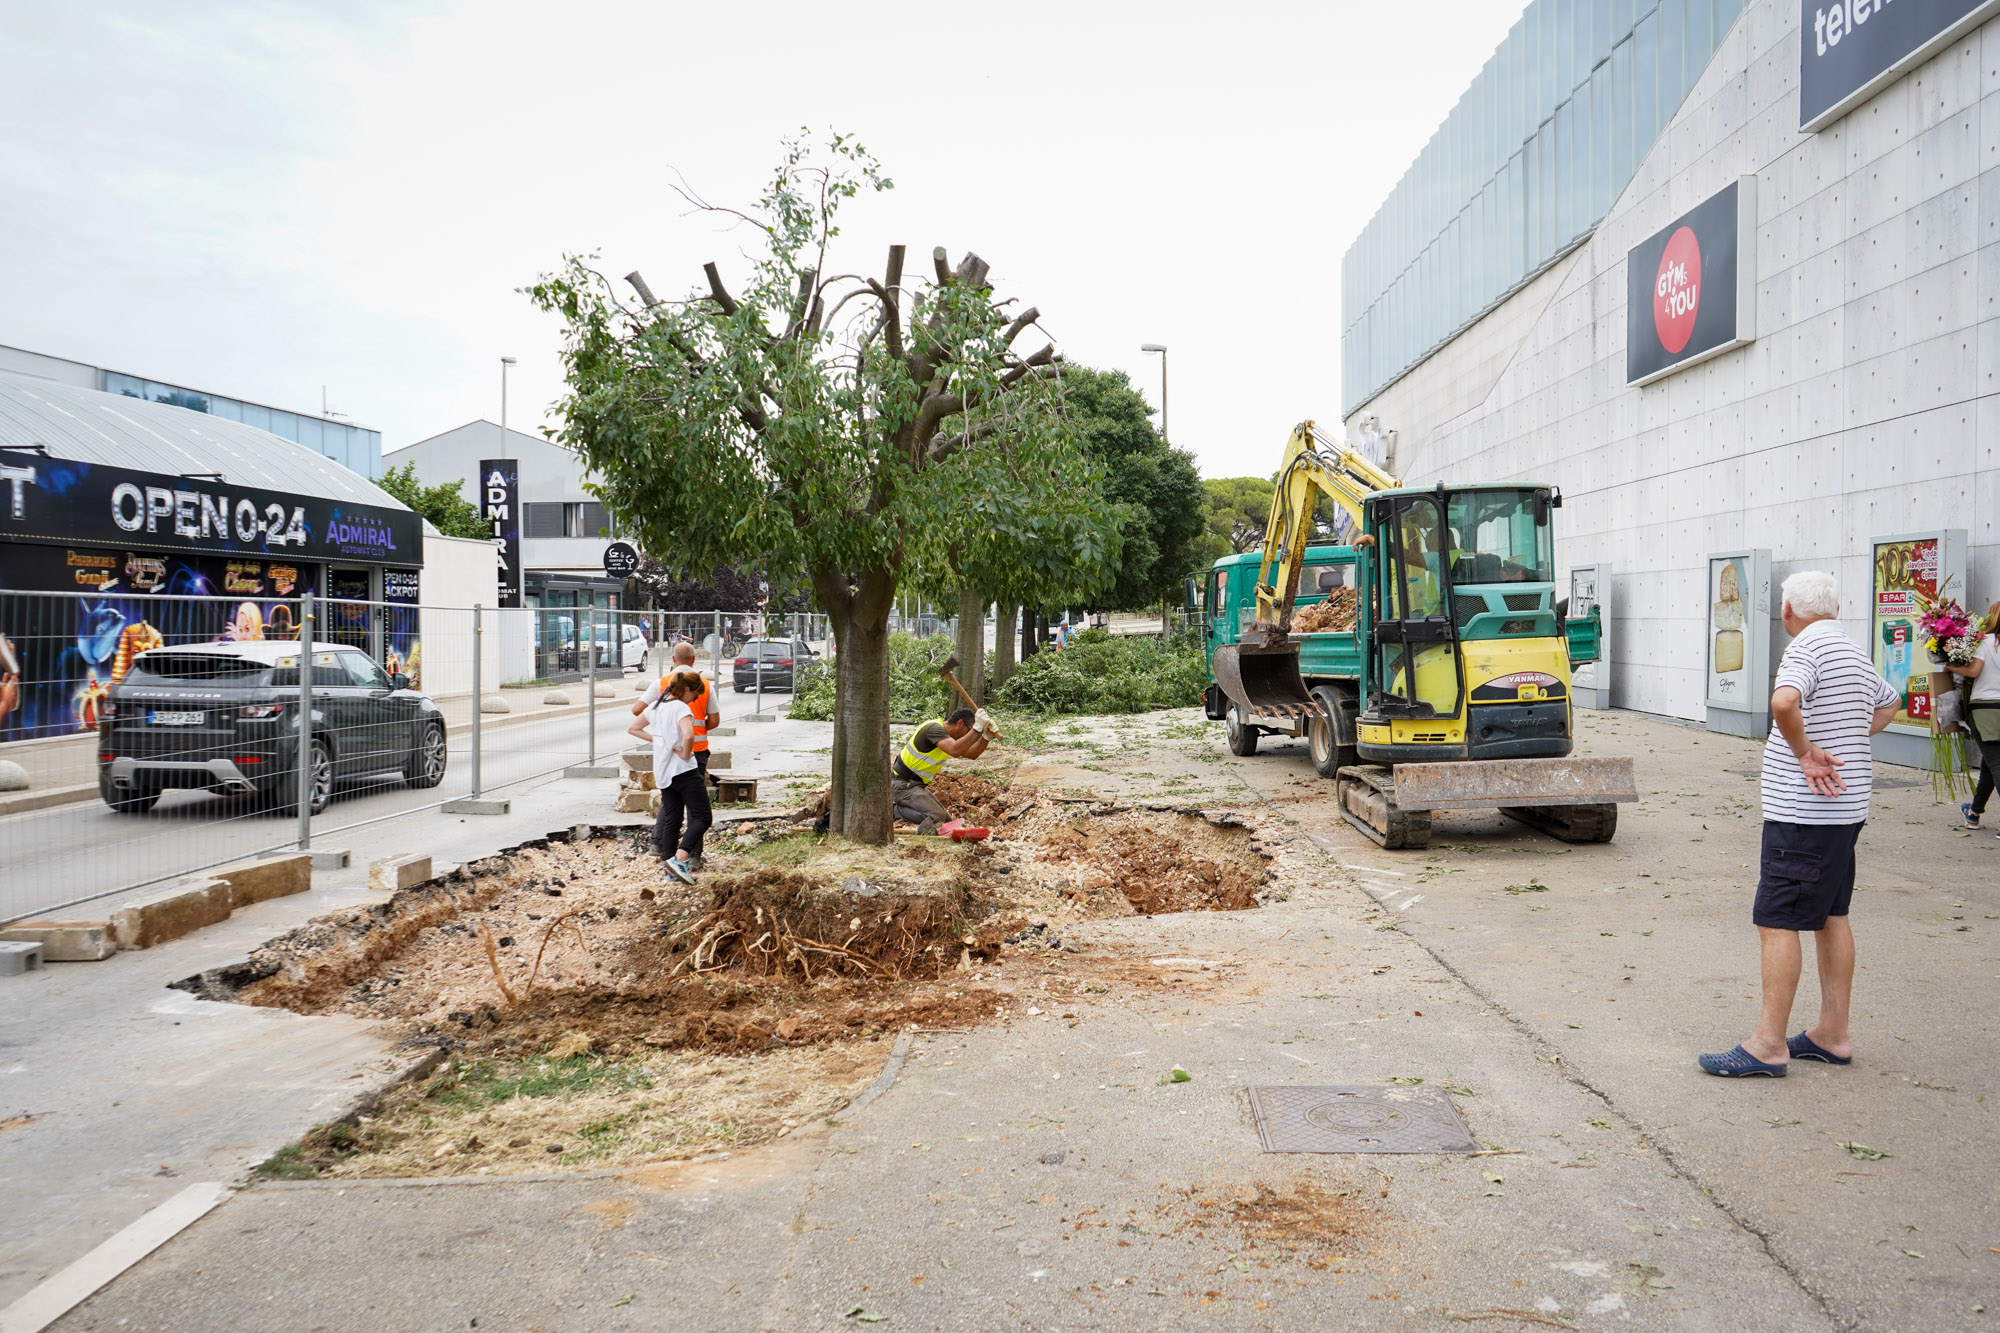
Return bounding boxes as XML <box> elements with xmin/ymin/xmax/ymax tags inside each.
<box><xmin>1342</xmin><ymin>0</ymin><xmax>2000</xmax><ymax>764</ymax></box>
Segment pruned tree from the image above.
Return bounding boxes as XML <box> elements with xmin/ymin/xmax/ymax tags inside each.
<box><xmin>529</xmin><ymin>135</ymin><xmax>1106</xmax><ymax>842</ymax></box>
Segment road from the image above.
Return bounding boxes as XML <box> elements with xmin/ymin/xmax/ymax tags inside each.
<box><xmin>0</xmin><ymin>691</ymin><xmax>794</xmax><ymax>924</ymax></box>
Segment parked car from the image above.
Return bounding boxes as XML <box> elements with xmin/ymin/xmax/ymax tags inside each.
<box><xmin>731</xmin><ymin>639</ymin><xmax>818</xmax><ymax>693</ymax></box>
<box><xmin>97</xmin><ymin>641</ymin><xmax>447</xmax><ymax>815</ymax></box>
<box><xmin>587</xmin><ymin>621</ymin><xmax>647</xmax><ymax>670</ymax></box>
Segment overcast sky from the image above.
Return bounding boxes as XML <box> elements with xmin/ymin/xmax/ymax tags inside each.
<box><xmin>1</xmin><ymin>1</ymin><xmax>1529</xmax><ymax>481</ymax></box>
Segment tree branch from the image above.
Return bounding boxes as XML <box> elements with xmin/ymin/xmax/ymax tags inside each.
<box><xmin>703</xmin><ymin>262</ymin><xmax>740</xmax><ymax>316</ymax></box>
<box><xmin>1002</xmin><ymin>306</ymin><xmax>1040</xmax><ymax>346</ymax></box>
<box><xmin>626</xmin><ymin>271</ymin><xmax>662</xmax><ymax>308</ymax></box>
<box><xmin>878</xmin><ymin>244</ymin><xmax>905</xmax><ymax>362</ymax></box>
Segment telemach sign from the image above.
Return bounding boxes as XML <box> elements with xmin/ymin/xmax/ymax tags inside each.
<box><xmin>1625</xmin><ymin>178</ymin><xmax>1758</xmax><ymax>387</ymax></box>
<box><xmin>1800</xmin><ymin>0</ymin><xmax>2000</xmax><ymax>131</ymax></box>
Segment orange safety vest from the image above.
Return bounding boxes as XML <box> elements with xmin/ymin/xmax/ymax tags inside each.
<box><xmin>660</xmin><ymin>675</ymin><xmax>711</xmax><ymax>752</ymax></box>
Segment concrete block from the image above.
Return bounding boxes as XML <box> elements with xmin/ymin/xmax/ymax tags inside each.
<box><xmin>442</xmin><ymin>797</ymin><xmax>511</xmax><ymax>815</ymax></box>
<box><xmin>309</xmin><ymin>848</ymin><xmax>351</xmax><ymax>870</ymax></box>
<box><xmin>627</xmin><ymin>770</ymin><xmax>657</xmax><ymax>790</ymax></box>
<box><xmin>622</xmin><ymin>749</ymin><xmax>651</xmax><ymax>771</ymax></box>
<box><xmin>0</xmin><ymin>940</ymin><xmax>44</xmax><ymax>975</ymax></box>
<box><xmin>479</xmin><ymin>696</ymin><xmax>512</xmax><ymax>714</ymax></box>
<box><xmin>542</xmin><ymin>690</ymin><xmax>572</xmax><ymax>706</ymax></box>
<box><xmin>614</xmin><ymin>789</ymin><xmax>652</xmax><ymax>813</ymax></box>
<box><xmin>564</xmin><ymin>763</ymin><xmax>621</xmax><ymax>779</ymax></box>
<box><xmin>714</xmin><ymin>776</ymin><xmax>759</xmax><ymax>804</ymax></box>
<box><xmin>0</xmin><ymin>759</ymin><xmax>27</xmax><ymax>792</ymax></box>
<box><xmin>108</xmin><ymin>878</ymin><xmax>232</xmax><ymax>950</ymax></box>
<box><xmin>212</xmin><ymin>853</ymin><xmax>311</xmax><ymax>910</ymax></box>
<box><xmin>594</xmin><ymin>682</ymin><xmax>617</xmax><ymax>698</ymax></box>
<box><xmin>705</xmin><ymin>750</ymin><xmax>732</xmax><ymax>770</ymax></box>
<box><xmin>0</xmin><ymin>922</ymin><xmax>115</xmax><ymax>961</ymax></box>
<box><xmin>368</xmin><ymin>853</ymin><xmax>433</xmax><ymax>893</ymax></box>
<box><xmin>709</xmin><ymin>727</ymin><xmax>737</xmax><ymax>737</ymax></box>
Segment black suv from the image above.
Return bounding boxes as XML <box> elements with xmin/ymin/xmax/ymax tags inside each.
<box><xmin>98</xmin><ymin>641</ymin><xmax>447</xmax><ymax>815</ymax></box>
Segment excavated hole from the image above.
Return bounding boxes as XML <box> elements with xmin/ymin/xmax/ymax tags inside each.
<box><xmin>194</xmin><ymin>778</ymin><xmax>1272</xmax><ymax>1179</ymax></box>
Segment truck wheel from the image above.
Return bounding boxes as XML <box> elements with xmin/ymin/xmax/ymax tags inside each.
<box><xmin>1308</xmin><ymin>686</ymin><xmax>1359</xmax><ymax>779</ymax></box>
<box><xmin>1225</xmin><ymin>703</ymin><xmax>1260</xmax><ymax>756</ymax></box>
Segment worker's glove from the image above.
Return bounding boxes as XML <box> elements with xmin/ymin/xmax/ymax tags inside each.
<box><xmin>974</xmin><ymin>708</ymin><xmax>995</xmax><ymax>736</ymax></box>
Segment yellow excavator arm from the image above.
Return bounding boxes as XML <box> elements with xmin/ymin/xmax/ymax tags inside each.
<box><xmin>1252</xmin><ymin>421</ymin><xmax>1401</xmax><ymax>629</ymax></box>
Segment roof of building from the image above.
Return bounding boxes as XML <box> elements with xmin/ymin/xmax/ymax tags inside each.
<box><xmin>0</xmin><ymin>368</ymin><xmax>409</xmax><ymax>511</ymax></box>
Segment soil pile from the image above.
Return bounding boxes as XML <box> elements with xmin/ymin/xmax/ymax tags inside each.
<box><xmin>1036</xmin><ymin>812</ymin><xmax>1264</xmax><ymax>915</ymax></box>
<box><xmin>1293</xmin><ymin>588</ymin><xmax>1357</xmax><ymax>633</ymax></box>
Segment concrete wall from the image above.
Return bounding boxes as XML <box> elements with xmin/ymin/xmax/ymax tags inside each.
<box><xmin>386</xmin><ymin>422</ymin><xmax>621</xmax><ymax>578</ymax></box>
<box><xmin>1355</xmin><ymin>0</ymin><xmax>2000</xmax><ymax>725</ymax></box>
<box><xmin>417</xmin><ymin>532</ymin><xmax>500</xmax><ymax>698</ymax></box>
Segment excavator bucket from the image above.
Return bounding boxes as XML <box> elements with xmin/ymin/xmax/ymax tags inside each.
<box><xmin>1213</xmin><ymin>641</ymin><xmax>1317</xmax><ymax>718</ymax></box>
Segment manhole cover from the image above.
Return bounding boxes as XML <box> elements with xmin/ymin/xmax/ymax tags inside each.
<box><xmin>1247</xmin><ymin>1085</ymin><xmax>1476</xmax><ymax>1154</ymax></box>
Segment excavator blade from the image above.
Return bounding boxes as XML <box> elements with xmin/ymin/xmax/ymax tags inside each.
<box><xmin>1212</xmin><ymin>642</ymin><xmax>1317</xmax><ymax>718</ymax></box>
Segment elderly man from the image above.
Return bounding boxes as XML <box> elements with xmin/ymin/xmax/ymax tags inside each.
<box><xmin>1700</xmin><ymin>571</ymin><xmax>1897</xmax><ymax>1077</ymax></box>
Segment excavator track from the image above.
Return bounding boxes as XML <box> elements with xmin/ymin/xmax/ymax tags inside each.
<box><xmin>1500</xmin><ymin>802</ymin><xmax>1619</xmax><ymax>843</ymax></box>
<box><xmin>1334</xmin><ymin>764</ymin><xmax>1432</xmax><ymax>850</ymax></box>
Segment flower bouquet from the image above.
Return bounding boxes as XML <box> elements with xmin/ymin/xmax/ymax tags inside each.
<box><xmin>1914</xmin><ymin>576</ymin><xmax>1977</xmax><ymax>801</ymax></box>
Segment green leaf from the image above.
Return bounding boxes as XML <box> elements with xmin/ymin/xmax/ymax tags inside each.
<box><xmin>1168</xmin><ymin>1066</ymin><xmax>1191</xmax><ymax>1083</ymax></box>
<box><xmin>1838</xmin><ymin>1141</ymin><xmax>1890</xmax><ymax>1160</ymax></box>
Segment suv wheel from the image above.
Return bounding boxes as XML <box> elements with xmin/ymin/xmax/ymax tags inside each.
<box><xmin>405</xmin><ymin>723</ymin><xmax>447</xmax><ymax>789</ymax></box>
<box><xmin>269</xmin><ymin>741</ymin><xmax>333</xmax><ymax>816</ymax></box>
<box><xmin>99</xmin><ymin>773</ymin><xmax>159</xmax><ymax>814</ymax></box>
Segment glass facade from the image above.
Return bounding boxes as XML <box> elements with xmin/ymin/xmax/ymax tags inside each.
<box><xmin>101</xmin><ymin>371</ymin><xmax>382</xmax><ymax>478</ymax></box>
<box><xmin>1340</xmin><ymin>0</ymin><xmax>1742</xmax><ymax>415</ymax></box>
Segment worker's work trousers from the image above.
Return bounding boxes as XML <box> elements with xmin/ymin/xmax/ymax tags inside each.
<box><xmin>891</xmin><ymin>775</ymin><xmax>949</xmax><ymax>824</ymax></box>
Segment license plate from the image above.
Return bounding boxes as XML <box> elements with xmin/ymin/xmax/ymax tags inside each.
<box><xmin>148</xmin><ymin>710</ymin><xmax>205</xmax><ymax>726</ymax></box>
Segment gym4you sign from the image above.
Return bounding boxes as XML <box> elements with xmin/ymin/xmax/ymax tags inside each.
<box><xmin>1625</xmin><ymin>178</ymin><xmax>1759</xmax><ymax>387</ymax></box>
<box><xmin>1800</xmin><ymin>0</ymin><xmax>2000</xmax><ymax>131</ymax></box>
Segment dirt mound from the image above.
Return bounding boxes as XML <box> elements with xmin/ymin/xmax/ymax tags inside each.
<box><xmin>1293</xmin><ymin>589</ymin><xmax>1357</xmax><ymax>633</ymax></box>
<box><xmin>642</xmin><ymin>867</ymin><xmax>1000</xmax><ymax>983</ymax></box>
<box><xmin>927</xmin><ymin>770</ymin><xmax>1017</xmax><ymax>824</ymax></box>
<box><xmin>1037</xmin><ymin>811</ymin><xmax>1264</xmax><ymax>914</ymax></box>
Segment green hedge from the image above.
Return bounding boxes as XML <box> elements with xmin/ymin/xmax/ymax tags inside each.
<box><xmin>787</xmin><ymin>634</ymin><xmax>957</xmax><ymax>722</ymax></box>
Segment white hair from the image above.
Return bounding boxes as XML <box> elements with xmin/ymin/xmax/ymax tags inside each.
<box><xmin>1781</xmin><ymin>570</ymin><xmax>1840</xmax><ymax>619</ymax></box>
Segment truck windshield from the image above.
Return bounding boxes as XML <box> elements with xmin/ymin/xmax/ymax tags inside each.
<box><xmin>1448</xmin><ymin>490</ymin><xmax>1552</xmax><ymax>584</ymax></box>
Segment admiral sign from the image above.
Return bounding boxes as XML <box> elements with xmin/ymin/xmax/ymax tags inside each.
<box><xmin>480</xmin><ymin>458</ymin><xmax>523</xmax><ymax>608</ymax></box>
<box><xmin>1625</xmin><ymin>178</ymin><xmax>1758</xmax><ymax>386</ymax></box>
<box><xmin>0</xmin><ymin>446</ymin><xmax>421</xmax><ymax>564</ymax></box>
<box><xmin>1800</xmin><ymin>0</ymin><xmax>2000</xmax><ymax>131</ymax></box>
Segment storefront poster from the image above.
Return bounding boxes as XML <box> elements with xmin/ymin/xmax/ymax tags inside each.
<box><xmin>1626</xmin><ymin>179</ymin><xmax>1758</xmax><ymax>386</ymax></box>
<box><xmin>0</xmin><ymin>544</ymin><xmax>320</xmax><ymax>742</ymax></box>
<box><xmin>1708</xmin><ymin>556</ymin><xmax>1751</xmax><ymax>704</ymax></box>
<box><xmin>1872</xmin><ymin>536</ymin><xmax>1939</xmax><ymax>728</ymax></box>
<box><xmin>383</xmin><ymin>568</ymin><xmax>421</xmax><ymax>688</ymax></box>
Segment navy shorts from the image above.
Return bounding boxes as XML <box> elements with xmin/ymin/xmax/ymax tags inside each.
<box><xmin>1752</xmin><ymin>820</ymin><xmax>1862</xmax><ymax>931</ymax></box>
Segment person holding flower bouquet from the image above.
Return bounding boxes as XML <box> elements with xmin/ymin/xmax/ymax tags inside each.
<box><xmin>1943</xmin><ymin>598</ymin><xmax>2000</xmax><ymax>832</ymax></box>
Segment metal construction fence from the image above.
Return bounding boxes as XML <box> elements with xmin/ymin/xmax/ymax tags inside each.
<box><xmin>0</xmin><ymin>590</ymin><xmax>824</xmax><ymax>925</ymax></box>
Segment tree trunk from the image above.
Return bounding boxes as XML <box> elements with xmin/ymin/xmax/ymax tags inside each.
<box><xmin>1020</xmin><ymin>604</ymin><xmax>1038</xmax><ymax>661</ymax></box>
<box><xmin>816</xmin><ymin>567</ymin><xmax>896</xmax><ymax>844</ymax></box>
<box><xmin>954</xmin><ymin>587</ymin><xmax>985</xmax><ymax>704</ymax></box>
<box><xmin>1037</xmin><ymin>612</ymin><xmax>1051</xmax><ymax>649</ymax></box>
<box><xmin>992</xmin><ymin>599</ymin><xmax>1018</xmax><ymax>687</ymax></box>
<box><xmin>1161</xmin><ymin>594</ymin><xmax>1172</xmax><ymax>638</ymax></box>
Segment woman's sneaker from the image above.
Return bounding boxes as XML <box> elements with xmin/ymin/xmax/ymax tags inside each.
<box><xmin>1962</xmin><ymin>803</ymin><xmax>1981</xmax><ymax>828</ymax></box>
<box><xmin>665</xmin><ymin>857</ymin><xmax>696</xmax><ymax>886</ymax></box>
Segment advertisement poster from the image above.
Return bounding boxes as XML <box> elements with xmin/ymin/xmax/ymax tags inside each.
<box><xmin>1625</xmin><ymin>179</ymin><xmax>1758</xmax><ymax>386</ymax></box>
<box><xmin>383</xmin><ymin>568</ymin><xmax>421</xmax><ymax>689</ymax></box>
<box><xmin>1707</xmin><ymin>556</ymin><xmax>1751</xmax><ymax>706</ymax></box>
<box><xmin>1800</xmin><ymin>0</ymin><xmax>2000</xmax><ymax>130</ymax></box>
<box><xmin>481</xmin><ymin>459</ymin><xmax>522</xmax><ymax>609</ymax></box>
<box><xmin>1872</xmin><ymin>536</ymin><xmax>1939</xmax><ymax>728</ymax></box>
<box><xmin>0</xmin><ymin>544</ymin><xmax>320</xmax><ymax>742</ymax></box>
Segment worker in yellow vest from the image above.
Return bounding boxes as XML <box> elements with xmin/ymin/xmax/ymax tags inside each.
<box><xmin>892</xmin><ymin>706</ymin><xmax>993</xmax><ymax>831</ymax></box>
<box><xmin>634</xmin><ymin>643</ymin><xmax>721</xmax><ymax>779</ymax></box>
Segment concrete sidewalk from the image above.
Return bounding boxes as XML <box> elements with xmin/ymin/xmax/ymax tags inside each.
<box><xmin>0</xmin><ymin>712</ymin><xmax>833</xmax><ymax>1325</ymax></box>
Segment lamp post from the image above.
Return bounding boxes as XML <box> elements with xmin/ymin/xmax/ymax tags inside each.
<box><xmin>1140</xmin><ymin>343</ymin><xmax>1168</xmax><ymax>443</ymax></box>
<box><xmin>500</xmin><ymin>356</ymin><xmax>517</xmax><ymax>457</ymax></box>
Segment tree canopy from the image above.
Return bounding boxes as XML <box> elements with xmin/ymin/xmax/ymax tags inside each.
<box><xmin>376</xmin><ymin>461</ymin><xmax>489</xmax><ymax>541</ymax></box>
<box><xmin>528</xmin><ymin>134</ymin><xmax>1113</xmax><ymax>841</ymax></box>
<box><xmin>1059</xmin><ymin>366</ymin><xmax>1206</xmax><ymax>612</ymax></box>
<box><xmin>1197</xmin><ymin>475</ymin><xmax>1276</xmax><ymax>566</ymax></box>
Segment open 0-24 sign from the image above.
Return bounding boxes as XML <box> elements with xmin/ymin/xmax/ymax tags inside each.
<box><xmin>1626</xmin><ymin>177</ymin><xmax>1758</xmax><ymax>386</ymax></box>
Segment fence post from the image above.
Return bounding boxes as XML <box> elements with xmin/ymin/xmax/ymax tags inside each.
<box><xmin>470</xmin><ymin>603</ymin><xmax>483</xmax><ymax>800</ymax></box>
<box><xmin>587</xmin><ymin>606</ymin><xmax>598</xmax><ymax>767</ymax></box>
<box><xmin>296</xmin><ymin>591</ymin><xmax>314</xmax><ymax>852</ymax></box>
<box><xmin>712</xmin><ymin>611</ymin><xmax>721</xmax><ymax>683</ymax></box>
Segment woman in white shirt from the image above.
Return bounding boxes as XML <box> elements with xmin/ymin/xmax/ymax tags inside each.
<box><xmin>629</xmin><ymin>670</ymin><xmax>713</xmax><ymax>884</ymax></box>
<box><xmin>1948</xmin><ymin>599</ymin><xmax>2000</xmax><ymax>834</ymax></box>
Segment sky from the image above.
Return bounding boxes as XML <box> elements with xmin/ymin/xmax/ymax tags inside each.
<box><xmin>0</xmin><ymin>0</ymin><xmax>1531</xmax><ymax>481</ymax></box>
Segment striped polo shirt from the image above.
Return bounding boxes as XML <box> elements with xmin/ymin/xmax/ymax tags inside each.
<box><xmin>1759</xmin><ymin>619</ymin><xmax>1898</xmax><ymax>825</ymax></box>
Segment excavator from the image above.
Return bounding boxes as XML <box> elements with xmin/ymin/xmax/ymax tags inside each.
<box><xmin>1204</xmin><ymin>421</ymin><xmax>1636</xmax><ymax>849</ymax></box>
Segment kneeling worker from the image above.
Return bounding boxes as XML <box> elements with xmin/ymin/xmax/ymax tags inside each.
<box><xmin>892</xmin><ymin>706</ymin><xmax>995</xmax><ymax>831</ymax></box>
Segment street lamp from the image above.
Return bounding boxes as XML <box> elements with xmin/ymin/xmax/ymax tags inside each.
<box><xmin>1140</xmin><ymin>344</ymin><xmax>1168</xmax><ymax>443</ymax></box>
<box><xmin>500</xmin><ymin>356</ymin><xmax>517</xmax><ymax>458</ymax></box>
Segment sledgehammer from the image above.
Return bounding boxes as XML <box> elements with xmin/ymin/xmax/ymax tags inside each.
<box><xmin>937</xmin><ymin>654</ymin><xmax>1000</xmax><ymax>741</ymax></box>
